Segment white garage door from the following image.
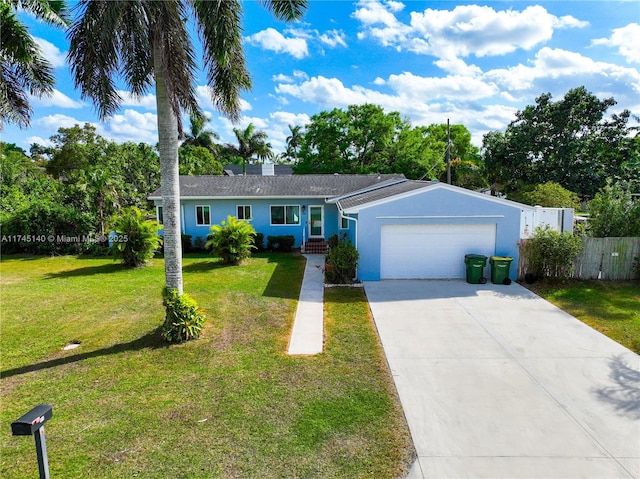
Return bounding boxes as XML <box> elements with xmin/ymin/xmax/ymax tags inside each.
<box><xmin>380</xmin><ymin>224</ymin><xmax>496</xmax><ymax>279</ymax></box>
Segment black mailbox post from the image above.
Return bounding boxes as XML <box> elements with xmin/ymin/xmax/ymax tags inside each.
<box><xmin>11</xmin><ymin>404</ymin><xmax>53</xmax><ymax>479</ymax></box>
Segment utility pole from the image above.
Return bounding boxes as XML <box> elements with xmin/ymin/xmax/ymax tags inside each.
<box><xmin>446</xmin><ymin>118</ymin><xmax>451</xmax><ymax>184</ymax></box>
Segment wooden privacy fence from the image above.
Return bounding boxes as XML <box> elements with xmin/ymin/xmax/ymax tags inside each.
<box><xmin>518</xmin><ymin>237</ymin><xmax>640</xmax><ymax>281</ymax></box>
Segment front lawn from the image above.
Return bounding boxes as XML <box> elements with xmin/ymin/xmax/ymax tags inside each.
<box><xmin>0</xmin><ymin>254</ymin><xmax>413</xmax><ymax>478</ymax></box>
<box><xmin>525</xmin><ymin>280</ymin><xmax>640</xmax><ymax>354</ymax></box>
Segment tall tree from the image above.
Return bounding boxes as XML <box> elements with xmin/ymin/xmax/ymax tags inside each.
<box><xmin>182</xmin><ymin>111</ymin><xmax>219</xmax><ymax>152</ymax></box>
<box><xmin>284</xmin><ymin>124</ymin><xmax>303</xmax><ymax>162</ymax></box>
<box><xmin>482</xmin><ymin>87</ymin><xmax>638</xmax><ymax>198</ymax></box>
<box><xmin>68</xmin><ymin>0</ymin><xmax>307</xmax><ymax>294</ymax></box>
<box><xmin>0</xmin><ymin>0</ymin><xmax>69</xmax><ymax>128</ymax></box>
<box><xmin>293</xmin><ymin>104</ymin><xmax>464</xmax><ymax>180</ymax></box>
<box><xmin>229</xmin><ymin>123</ymin><xmax>271</xmax><ymax>173</ymax></box>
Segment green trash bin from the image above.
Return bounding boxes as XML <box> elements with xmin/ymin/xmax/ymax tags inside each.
<box><xmin>490</xmin><ymin>256</ymin><xmax>513</xmax><ymax>284</ymax></box>
<box><xmin>464</xmin><ymin>254</ymin><xmax>487</xmax><ymax>284</ymax></box>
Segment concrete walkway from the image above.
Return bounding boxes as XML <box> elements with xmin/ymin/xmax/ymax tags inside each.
<box><xmin>365</xmin><ymin>280</ymin><xmax>640</xmax><ymax>479</ymax></box>
<box><xmin>287</xmin><ymin>255</ymin><xmax>325</xmax><ymax>355</ymax></box>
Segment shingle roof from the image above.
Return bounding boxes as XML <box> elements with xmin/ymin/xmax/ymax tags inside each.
<box><xmin>148</xmin><ymin>174</ymin><xmax>406</xmax><ymax>199</ymax></box>
<box><xmin>336</xmin><ymin>180</ymin><xmax>435</xmax><ymax>210</ymax></box>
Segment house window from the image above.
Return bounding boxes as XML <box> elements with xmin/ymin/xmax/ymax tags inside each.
<box><xmin>237</xmin><ymin>205</ymin><xmax>252</xmax><ymax>220</ymax></box>
<box><xmin>340</xmin><ymin>216</ymin><xmax>349</xmax><ymax>229</ymax></box>
<box><xmin>196</xmin><ymin>205</ymin><xmax>210</xmax><ymax>226</ymax></box>
<box><xmin>270</xmin><ymin>205</ymin><xmax>300</xmax><ymax>225</ymax></box>
<box><xmin>156</xmin><ymin>206</ymin><xmax>163</xmax><ymax>225</ymax></box>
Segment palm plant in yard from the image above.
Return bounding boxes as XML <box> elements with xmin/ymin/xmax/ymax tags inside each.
<box><xmin>68</xmin><ymin>0</ymin><xmax>307</xmax><ymax>295</ymax></box>
<box><xmin>110</xmin><ymin>206</ymin><xmax>162</xmax><ymax>267</ymax></box>
<box><xmin>206</xmin><ymin>215</ymin><xmax>256</xmax><ymax>265</ymax></box>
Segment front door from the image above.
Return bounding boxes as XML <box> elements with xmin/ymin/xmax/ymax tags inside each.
<box><xmin>309</xmin><ymin>206</ymin><xmax>324</xmax><ymax>238</ymax></box>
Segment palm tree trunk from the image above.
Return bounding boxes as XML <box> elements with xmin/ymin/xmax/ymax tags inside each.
<box><xmin>154</xmin><ymin>43</ymin><xmax>183</xmax><ymax>294</ymax></box>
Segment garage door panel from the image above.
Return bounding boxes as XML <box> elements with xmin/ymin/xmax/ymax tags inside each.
<box><xmin>381</xmin><ymin>224</ymin><xmax>496</xmax><ymax>279</ymax></box>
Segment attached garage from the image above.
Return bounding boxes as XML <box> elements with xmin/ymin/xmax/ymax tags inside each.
<box><xmin>380</xmin><ymin>223</ymin><xmax>496</xmax><ymax>279</ymax></box>
<box><xmin>334</xmin><ymin>181</ymin><xmax>534</xmax><ymax>281</ymax></box>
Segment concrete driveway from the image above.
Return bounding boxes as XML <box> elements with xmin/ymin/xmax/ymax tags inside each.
<box><xmin>364</xmin><ymin>280</ymin><xmax>640</xmax><ymax>479</ymax></box>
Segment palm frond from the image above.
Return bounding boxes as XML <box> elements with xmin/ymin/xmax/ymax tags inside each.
<box><xmin>0</xmin><ymin>3</ymin><xmax>55</xmax><ymax>127</ymax></box>
<box><xmin>260</xmin><ymin>0</ymin><xmax>308</xmax><ymax>21</ymax></box>
<box><xmin>10</xmin><ymin>0</ymin><xmax>70</xmax><ymax>27</ymax></box>
<box><xmin>191</xmin><ymin>0</ymin><xmax>250</xmax><ymax>122</ymax></box>
<box><xmin>67</xmin><ymin>0</ymin><xmax>127</xmax><ymax>119</ymax></box>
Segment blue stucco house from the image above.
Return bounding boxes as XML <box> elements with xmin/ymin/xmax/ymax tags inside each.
<box><xmin>149</xmin><ymin>175</ymin><xmax>572</xmax><ymax>281</ymax></box>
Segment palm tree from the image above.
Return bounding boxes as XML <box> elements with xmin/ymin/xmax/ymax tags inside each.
<box><xmin>285</xmin><ymin>124</ymin><xmax>303</xmax><ymax>161</ymax></box>
<box><xmin>0</xmin><ymin>0</ymin><xmax>69</xmax><ymax>128</ymax></box>
<box><xmin>231</xmin><ymin>123</ymin><xmax>271</xmax><ymax>173</ymax></box>
<box><xmin>68</xmin><ymin>0</ymin><xmax>307</xmax><ymax>294</ymax></box>
<box><xmin>182</xmin><ymin>111</ymin><xmax>219</xmax><ymax>153</ymax></box>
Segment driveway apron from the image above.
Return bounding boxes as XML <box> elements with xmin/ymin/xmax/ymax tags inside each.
<box><xmin>364</xmin><ymin>280</ymin><xmax>640</xmax><ymax>479</ymax></box>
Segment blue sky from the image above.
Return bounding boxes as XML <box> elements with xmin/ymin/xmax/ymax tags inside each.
<box><xmin>5</xmin><ymin>0</ymin><xmax>639</xmax><ymax>154</ymax></box>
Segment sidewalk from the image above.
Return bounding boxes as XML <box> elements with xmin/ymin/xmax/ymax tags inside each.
<box><xmin>287</xmin><ymin>255</ymin><xmax>325</xmax><ymax>355</ymax></box>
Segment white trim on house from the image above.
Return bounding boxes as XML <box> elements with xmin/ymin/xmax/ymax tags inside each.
<box><xmin>269</xmin><ymin>204</ymin><xmax>301</xmax><ymax>226</ymax></box>
<box><xmin>374</xmin><ymin>215</ymin><xmax>506</xmax><ymax>219</ymax></box>
<box><xmin>148</xmin><ymin>195</ymin><xmax>330</xmax><ymax>201</ymax></box>
<box><xmin>342</xmin><ymin>182</ymin><xmax>536</xmax><ymax>214</ymax></box>
<box><xmin>236</xmin><ymin>204</ymin><xmax>252</xmax><ymax>220</ymax></box>
<box><xmin>195</xmin><ymin>205</ymin><xmax>211</xmax><ymax>226</ymax></box>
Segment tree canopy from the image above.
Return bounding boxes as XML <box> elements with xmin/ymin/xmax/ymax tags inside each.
<box><xmin>482</xmin><ymin>86</ymin><xmax>639</xmax><ymax>199</ymax></box>
<box><xmin>292</xmin><ymin>104</ymin><xmax>478</xmax><ymax>180</ymax></box>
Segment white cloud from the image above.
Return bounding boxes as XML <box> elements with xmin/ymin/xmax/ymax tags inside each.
<box><xmin>318</xmin><ymin>29</ymin><xmax>348</xmax><ymax>48</ymax></box>
<box><xmin>25</xmin><ymin>136</ymin><xmax>54</xmax><ymax>148</ymax></box>
<box><xmin>35</xmin><ymin>114</ymin><xmax>85</xmax><ymax>130</ymax></box>
<box><xmin>273</xmin><ymin>73</ymin><xmax>294</xmax><ymax>83</ymax></box>
<box><xmin>355</xmin><ymin>2</ymin><xmax>588</xmax><ymax>61</ymax></box>
<box><xmin>246</xmin><ymin>28</ymin><xmax>309</xmax><ymax>59</ymax></box>
<box><xmin>100</xmin><ymin>110</ymin><xmax>158</xmax><ymax>144</ymax></box>
<box><xmin>33</xmin><ymin>37</ymin><xmax>66</xmax><ymax>68</ymax></box>
<box><xmin>484</xmin><ymin>47</ymin><xmax>640</xmax><ymax>96</ymax></box>
<box><xmin>30</xmin><ymin>89</ymin><xmax>84</xmax><ymax>109</ymax></box>
<box><xmin>196</xmin><ymin>86</ymin><xmax>252</xmax><ymax>112</ymax></box>
<box><xmin>386</xmin><ymin>71</ymin><xmax>498</xmax><ymax>101</ymax></box>
<box><xmin>593</xmin><ymin>23</ymin><xmax>640</xmax><ymax>64</ymax></box>
<box><xmin>117</xmin><ymin>90</ymin><xmax>157</xmax><ymax>110</ymax></box>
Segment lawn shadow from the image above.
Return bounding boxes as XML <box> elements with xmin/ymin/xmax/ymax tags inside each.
<box><xmin>262</xmin><ymin>254</ymin><xmax>304</xmax><ymax>299</ymax></box>
<box><xmin>1</xmin><ymin>327</ymin><xmax>169</xmax><ymax>380</ymax></box>
<box><xmin>594</xmin><ymin>355</ymin><xmax>640</xmax><ymax>420</ymax></box>
<box><xmin>182</xmin><ymin>260</ymin><xmax>227</xmax><ymax>273</ymax></box>
<box><xmin>44</xmin><ymin>262</ymin><xmax>126</xmax><ymax>279</ymax></box>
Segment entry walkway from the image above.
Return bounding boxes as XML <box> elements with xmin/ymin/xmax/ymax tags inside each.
<box><xmin>287</xmin><ymin>255</ymin><xmax>324</xmax><ymax>355</ymax></box>
<box><xmin>365</xmin><ymin>280</ymin><xmax>640</xmax><ymax>479</ymax></box>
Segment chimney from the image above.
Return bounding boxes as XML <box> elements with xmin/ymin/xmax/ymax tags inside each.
<box><xmin>262</xmin><ymin>163</ymin><xmax>275</xmax><ymax>176</ymax></box>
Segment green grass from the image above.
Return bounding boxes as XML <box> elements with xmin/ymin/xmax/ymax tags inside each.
<box><xmin>526</xmin><ymin>280</ymin><xmax>640</xmax><ymax>354</ymax></box>
<box><xmin>0</xmin><ymin>254</ymin><xmax>413</xmax><ymax>478</ymax></box>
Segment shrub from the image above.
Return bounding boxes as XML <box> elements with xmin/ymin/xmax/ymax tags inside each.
<box><xmin>161</xmin><ymin>288</ymin><xmax>205</xmax><ymax>343</ymax></box>
<box><xmin>1</xmin><ymin>201</ymin><xmax>94</xmax><ymax>255</ymax></box>
<box><xmin>267</xmin><ymin>235</ymin><xmax>295</xmax><ymax>252</ymax></box>
<box><xmin>253</xmin><ymin>232</ymin><xmax>265</xmax><ymax>252</ymax></box>
<box><xmin>110</xmin><ymin>207</ymin><xmax>162</xmax><ymax>267</ymax></box>
<box><xmin>206</xmin><ymin>215</ymin><xmax>256</xmax><ymax>264</ymax></box>
<box><xmin>193</xmin><ymin>236</ymin><xmax>207</xmax><ymax>252</ymax></box>
<box><xmin>588</xmin><ymin>181</ymin><xmax>640</xmax><ymax>237</ymax></box>
<box><xmin>327</xmin><ymin>233</ymin><xmax>340</xmax><ymax>249</ymax></box>
<box><xmin>523</xmin><ymin>225</ymin><xmax>583</xmax><ymax>280</ymax></box>
<box><xmin>633</xmin><ymin>257</ymin><xmax>640</xmax><ymax>280</ymax></box>
<box><xmin>519</xmin><ymin>182</ymin><xmax>580</xmax><ymax>209</ymax></box>
<box><xmin>181</xmin><ymin>234</ymin><xmax>193</xmax><ymax>254</ymax></box>
<box><xmin>325</xmin><ymin>239</ymin><xmax>359</xmax><ymax>284</ymax></box>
